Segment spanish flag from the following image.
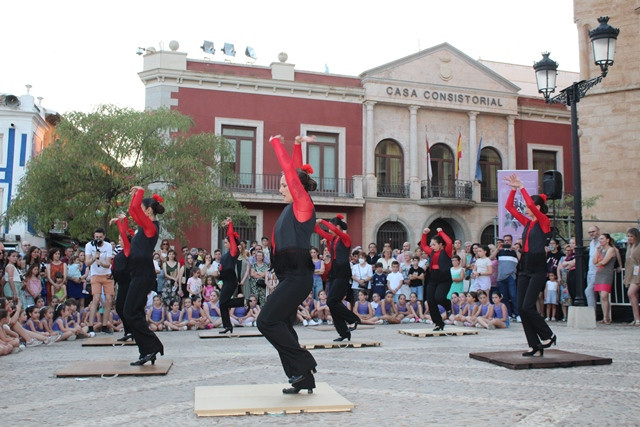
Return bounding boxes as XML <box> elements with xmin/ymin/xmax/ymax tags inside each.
<box><xmin>455</xmin><ymin>132</ymin><xmax>462</xmax><ymax>179</ymax></box>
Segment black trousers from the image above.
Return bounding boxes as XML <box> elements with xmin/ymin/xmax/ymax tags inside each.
<box><xmin>115</xmin><ymin>279</ymin><xmax>131</xmax><ymax>335</ymax></box>
<box><xmin>219</xmin><ymin>278</ymin><xmax>244</xmax><ymax>329</ymax></box>
<box><xmin>426</xmin><ymin>279</ymin><xmax>451</xmax><ymax>327</ymax></box>
<box><xmin>124</xmin><ymin>276</ymin><xmax>163</xmax><ymax>356</ymax></box>
<box><xmin>327</xmin><ymin>276</ymin><xmax>360</xmax><ymax>338</ymax></box>
<box><xmin>517</xmin><ymin>268</ymin><xmax>554</xmax><ymax>347</ymax></box>
<box><xmin>257</xmin><ymin>271</ymin><xmax>317</xmax><ymax>385</ymax></box>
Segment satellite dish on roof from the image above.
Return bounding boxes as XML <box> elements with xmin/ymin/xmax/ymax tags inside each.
<box><xmin>4</xmin><ymin>95</ymin><xmax>20</xmax><ymax>108</ymax></box>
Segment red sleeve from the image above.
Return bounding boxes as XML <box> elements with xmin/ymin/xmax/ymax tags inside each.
<box><xmin>292</xmin><ymin>142</ymin><xmax>303</xmax><ymax>169</ymax></box>
<box><xmin>420</xmin><ymin>232</ymin><xmax>433</xmax><ymax>256</ymax></box>
<box><xmin>226</xmin><ymin>221</ymin><xmax>238</xmax><ymax>258</ymax></box>
<box><xmin>439</xmin><ymin>230</ymin><xmax>453</xmax><ymax>258</ymax></box>
<box><xmin>116</xmin><ymin>218</ymin><xmax>131</xmax><ymax>257</ymax></box>
<box><xmin>271</xmin><ymin>137</ymin><xmax>314</xmax><ymax>223</ymax></box>
<box><xmin>129</xmin><ymin>189</ymin><xmax>157</xmax><ymax>238</ymax></box>
<box><xmin>314</xmin><ymin>223</ymin><xmax>333</xmax><ymax>241</ymax></box>
<box><xmin>505</xmin><ymin>189</ymin><xmax>530</xmax><ymax>227</ymax></box>
<box><xmin>520</xmin><ymin>188</ymin><xmax>551</xmax><ymax>233</ymax></box>
<box><xmin>320</xmin><ymin>219</ymin><xmax>351</xmax><ymax>248</ymax></box>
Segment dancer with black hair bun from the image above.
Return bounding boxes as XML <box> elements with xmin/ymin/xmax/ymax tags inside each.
<box><xmin>420</xmin><ymin>227</ymin><xmax>453</xmax><ymax>331</ymax></box>
<box><xmin>504</xmin><ymin>173</ymin><xmax>556</xmax><ymax>357</ymax></box>
<box><xmin>257</xmin><ymin>134</ymin><xmax>318</xmax><ymax>395</ymax></box>
<box><xmin>315</xmin><ymin>215</ymin><xmax>360</xmax><ymax>341</ymax></box>
<box><xmin>109</xmin><ymin>214</ymin><xmax>135</xmax><ymax>342</ymax></box>
<box><xmin>218</xmin><ymin>217</ymin><xmax>245</xmax><ymax>334</ymax></box>
<box><xmin>124</xmin><ymin>186</ymin><xmax>165</xmax><ymax>366</ymax></box>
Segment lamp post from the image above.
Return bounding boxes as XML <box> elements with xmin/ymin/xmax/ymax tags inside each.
<box><xmin>533</xmin><ymin>16</ymin><xmax>620</xmax><ymax>307</ymax></box>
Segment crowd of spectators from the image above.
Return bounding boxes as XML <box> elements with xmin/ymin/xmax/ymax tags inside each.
<box><xmin>2</xmin><ymin>223</ymin><xmax>638</xmax><ymax>356</ymax></box>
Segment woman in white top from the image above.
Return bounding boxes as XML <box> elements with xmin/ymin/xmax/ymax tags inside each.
<box><xmin>199</xmin><ymin>253</ymin><xmax>218</xmax><ymax>277</ymax></box>
<box><xmin>472</xmin><ymin>245</ymin><xmax>493</xmax><ymax>293</ymax></box>
<box><xmin>379</xmin><ymin>248</ymin><xmax>394</xmax><ymax>274</ymax></box>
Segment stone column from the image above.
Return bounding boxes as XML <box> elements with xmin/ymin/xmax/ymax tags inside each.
<box><xmin>468</xmin><ymin>112</ymin><xmax>480</xmax><ymax>202</ymax></box>
<box><xmin>506</xmin><ymin>115</ymin><xmax>517</xmax><ymax>170</ymax></box>
<box><xmin>408</xmin><ymin>105</ymin><xmax>420</xmax><ymax>199</ymax></box>
<box><xmin>364</xmin><ymin>101</ymin><xmax>377</xmax><ymax>197</ymax></box>
<box><xmin>467</xmin><ymin>112</ymin><xmax>478</xmax><ymax>181</ymax></box>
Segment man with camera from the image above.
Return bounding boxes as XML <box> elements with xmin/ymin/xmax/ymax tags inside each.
<box><xmin>85</xmin><ymin>228</ymin><xmax>114</xmax><ymax>333</ymax></box>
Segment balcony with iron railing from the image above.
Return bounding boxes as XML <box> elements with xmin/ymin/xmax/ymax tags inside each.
<box><xmin>480</xmin><ymin>186</ymin><xmax>498</xmax><ymax>202</ymax></box>
<box><xmin>377</xmin><ymin>182</ymin><xmax>410</xmax><ymax>198</ymax></box>
<box><xmin>418</xmin><ymin>179</ymin><xmax>475</xmax><ymax>207</ymax></box>
<box><xmin>222</xmin><ymin>173</ymin><xmax>363</xmax><ymax>206</ymax></box>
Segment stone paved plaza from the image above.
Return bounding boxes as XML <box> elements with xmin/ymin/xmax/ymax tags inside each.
<box><xmin>3</xmin><ymin>320</ymin><xmax>639</xmax><ymax>426</ymax></box>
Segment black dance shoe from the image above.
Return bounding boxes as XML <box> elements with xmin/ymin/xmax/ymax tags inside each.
<box><xmin>433</xmin><ymin>324</ymin><xmax>445</xmax><ymax>331</ymax></box>
<box><xmin>219</xmin><ymin>327</ymin><xmax>233</xmax><ymax>334</ymax></box>
<box><xmin>282</xmin><ymin>386</ymin><xmax>313</xmax><ymax>394</ymax></box>
<box><xmin>540</xmin><ymin>334</ymin><xmax>557</xmax><ymax>349</ymax></box>
<box><xmin>348</xmin><ymin>319</ymin><xmax>361</xmax><ymax>332</ymax></box>
<box><xmin>333</xmin><ymin>334</ymin><xmax>351</xmax><ymax>342</ymax></box>
<box><xmin>522</xmin><ymin>345</ymin><xmax>544</xmax><ymax>357</ymax></box>
<box><xmin>130</xmin><ymin>350</ymin><xmax>162</xmax><ymax>366</ymax></box>
<box><xmin>117</xmin><ymin>333</ymin><xmax>134</xmax><ymax>342</ymax></box>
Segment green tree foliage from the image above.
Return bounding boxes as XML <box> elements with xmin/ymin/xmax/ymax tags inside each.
<box><xmin>548</xmin><ymin>193</ymin><xmax>602</xmax><ymax>243</ymax></box>
<box><xmin>7</xmin><ymin>105</ymin><xmax>247</xmax><ymax>241</ymax></box>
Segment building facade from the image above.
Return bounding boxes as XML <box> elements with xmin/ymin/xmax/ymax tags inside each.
<box><xmin>573</xmin><ymin>0</ymin><xmax>640</xmax><ymax>231</ymax></box>
<box><xmin>0</xmin><ymin>89</ymin><xmax>58</xmax><ymax>248</ymax></box>
<box><xmin>139</xmin><ymin>42</ymin><xmax>576</xmax><ymax>251</ymax></box>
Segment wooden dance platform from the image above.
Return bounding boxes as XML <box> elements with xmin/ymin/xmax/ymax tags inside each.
<box><xmin>81</xmin><ymin>337</ymin><xmax>136</xmax><ymax>346</ymax></box>
<box><xmin>398</xmin><ymin>327</ymin><xmax>478</xmax><ymax>337</ymax></box>
<box><xmin>194</xmin><ymin>382</ymin><xmax>354</xmax><ymax>417</ymax></box>
<box><xmin>199</xmin><ymin>330</ymin><xmax>263</xmax><ymax>339</ymax></box>
<box><xmin>55</xmin><ymin>359</ymin><xmax>173</xmax><ymax>377</ymax></box>
<box><xmin>299</xmin><ymin>340</ymin><xmax>381</xmax><ymax>350</ymax></box>
<box><xmin>311</xmin><ymin>325</ymin><xmax>375</xmax><ymax>331</ymax></box>
<box><xmin>469</xmin><ymin>349</ymin><xmax>613</xmax><ymax>370</ymax></box>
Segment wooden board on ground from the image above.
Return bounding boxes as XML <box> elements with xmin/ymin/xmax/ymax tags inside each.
<box><xmin>311</xmin><ymin>325</ymin><xmax>375</xmax><ymax>332</ymax></box>
<box><xmin>199</xmin><ymin>330</ymin><xmax>263</xmax><ymax>339</ymax></box>
<box><xmin>81</xmin><ymin>337</ymin><xmax>136</xmax><ymax>346</ymax></box>
<box><xmin>398</xmin><ymin>327</ymin><xmax>478</xmax><ymax>337</ymax></box>
<box><xmin>299</xmin><ymin>340</ymin><xmax>381</xmax><ymax>350</ymax></box>
<box><xmin>55</xmin><ymin>359</ymin><xmax>173</xmax><ymax>377</ymax></box>
<box><xmin>469</xmin><ymin>349</ymin><xmax>612</xmax><ymax>370</ymax></box>
<box><xmin>194</xmin><ymin>382</ymin><xmax>354</xmax><ymax>417</ymax></box>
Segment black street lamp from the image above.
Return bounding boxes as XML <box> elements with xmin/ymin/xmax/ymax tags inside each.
<box><xmin>533</xmin><ymin>16</ymin><xmax>620</xmax><ymax>307</ymax></box>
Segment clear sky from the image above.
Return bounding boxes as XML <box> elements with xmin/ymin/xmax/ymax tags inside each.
<box><xmin>2</xmin><ymin>0</ymin><xmax>580</xmax><ymax>114</ymax></box>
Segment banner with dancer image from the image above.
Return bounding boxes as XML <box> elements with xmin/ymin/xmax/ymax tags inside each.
<box><xmin>497</xmin><ymin>170</ymin><xmax>539</xmax><ymax>239</ymax></box>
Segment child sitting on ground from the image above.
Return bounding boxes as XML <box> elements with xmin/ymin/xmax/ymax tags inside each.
<box><xmin>146</xmin><ymin>295</ymin><xmax>165</xmax><ymax>332</ymax></box>
<box><xmin>473</xmin><ymin>290</ymin><xmax>492</xmax><ymax>328</ymax></box>
<box><xmin>477</xmin><ymin>292</ymin><xmax>510</xmax><ymax>329</ymax></box>
<box><xmin>187</xmin><ymin>296</ymin><xmax>212</xmax><ymax>330</ymax></box>
<box><xmin>380</xmin><ymin>291</ymin><xmax>400</xmax><ymax>324</ymax></box>
<box><xmin>203</xmin><ymin>291</ymin><xmax>222</xmax><ymax>328</ymax></box>
<box><xmin>313</xmin><ymin>290</ymin><xmax>332</xmax><ymax>324</ymax></box>
<box><xmin>353</xmin><ymin>289</ymin><xmax>380</xmax><ymax>325</ymax></box>
<box><xmin>164</xmin><ymin>300</ymin><xmax>188</xmax><ymax>331</ymax></box>
<box><xmin>407</xmin><ymin>292</ymin><xmax>427</xmax><ymax>323</ymax></box>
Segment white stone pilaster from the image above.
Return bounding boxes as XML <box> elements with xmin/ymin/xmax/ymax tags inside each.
<box><xmin>507</xmin><ymin>115</ymin><xmax>516</xmax><ymax>170</ymax></box>
<box><xmin>468</xmin><ymin>111</ymin><xmax>478</xmax><ymax>181</ymax></box>
<box><xmin>364</xmin><ymin>101</ymin><xmax>377</xmax><ymax>197</ymax></box>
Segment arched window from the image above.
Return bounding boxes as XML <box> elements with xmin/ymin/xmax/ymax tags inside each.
<box><xmin>480</xmin><ymin>224</ymin><xmax>497</xmax><ymax>245</ymax></box>
<box><xmin>479</xmin><ymin>147</ymin><xmax>502</xmax><ymax>202</ymax></box>
<box><xmin>375</xmin><ymin>139</ymin><xmax>405</xmax><ymax>197</ymax></box>
<box><xmin>376</xmin><ymin>221</ymin><xmax>407</xmax><ymax>252</ymax></box>
<box><xmin>429</xmin><ymin>143</ymin><xmax>455</xmax><ymax>197</ymax></box>
<box><xmin>425</xmin><ymin>219</ymin><xmax>456</xmax><ymax>243</ymax></box>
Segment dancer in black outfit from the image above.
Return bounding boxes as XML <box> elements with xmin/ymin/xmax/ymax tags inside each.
<box><xmin>504</xmin><ymin>173</ymin><xmax>556</xmax><ymax>356</ymax></box>
<box><xmin>315</xmin><ymin>215</ymin><xmax>360</xmax><ymax>341</ymax></box>
<box><xmin>256</xmin><ymin>134</ymin><xmax>318</xmax><ymax>395</ymax></box>
<box><xmin>110</xmin><ymin>215</ymin><xmax>134</xmax><ymax>342</ymax></box>
<box><xmin>124</xmin><ymin>186</ymin><xmax>165</xmax><ymax>366</ymax></box>
<box><xmin>420</xmin><ymin>227</ymin><xmax>453</xmax><ymax>331</ymax></box>
<box><xmin>218</xmin><ymin>217</ymin><xmax>245</xmax><ymax>334</ymax></box>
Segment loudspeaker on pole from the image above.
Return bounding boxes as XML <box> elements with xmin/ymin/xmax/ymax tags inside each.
<box><xmin>543</xmin><ymin>170</ymin><xmax>563</xmax><ymax>200</ymax></box>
